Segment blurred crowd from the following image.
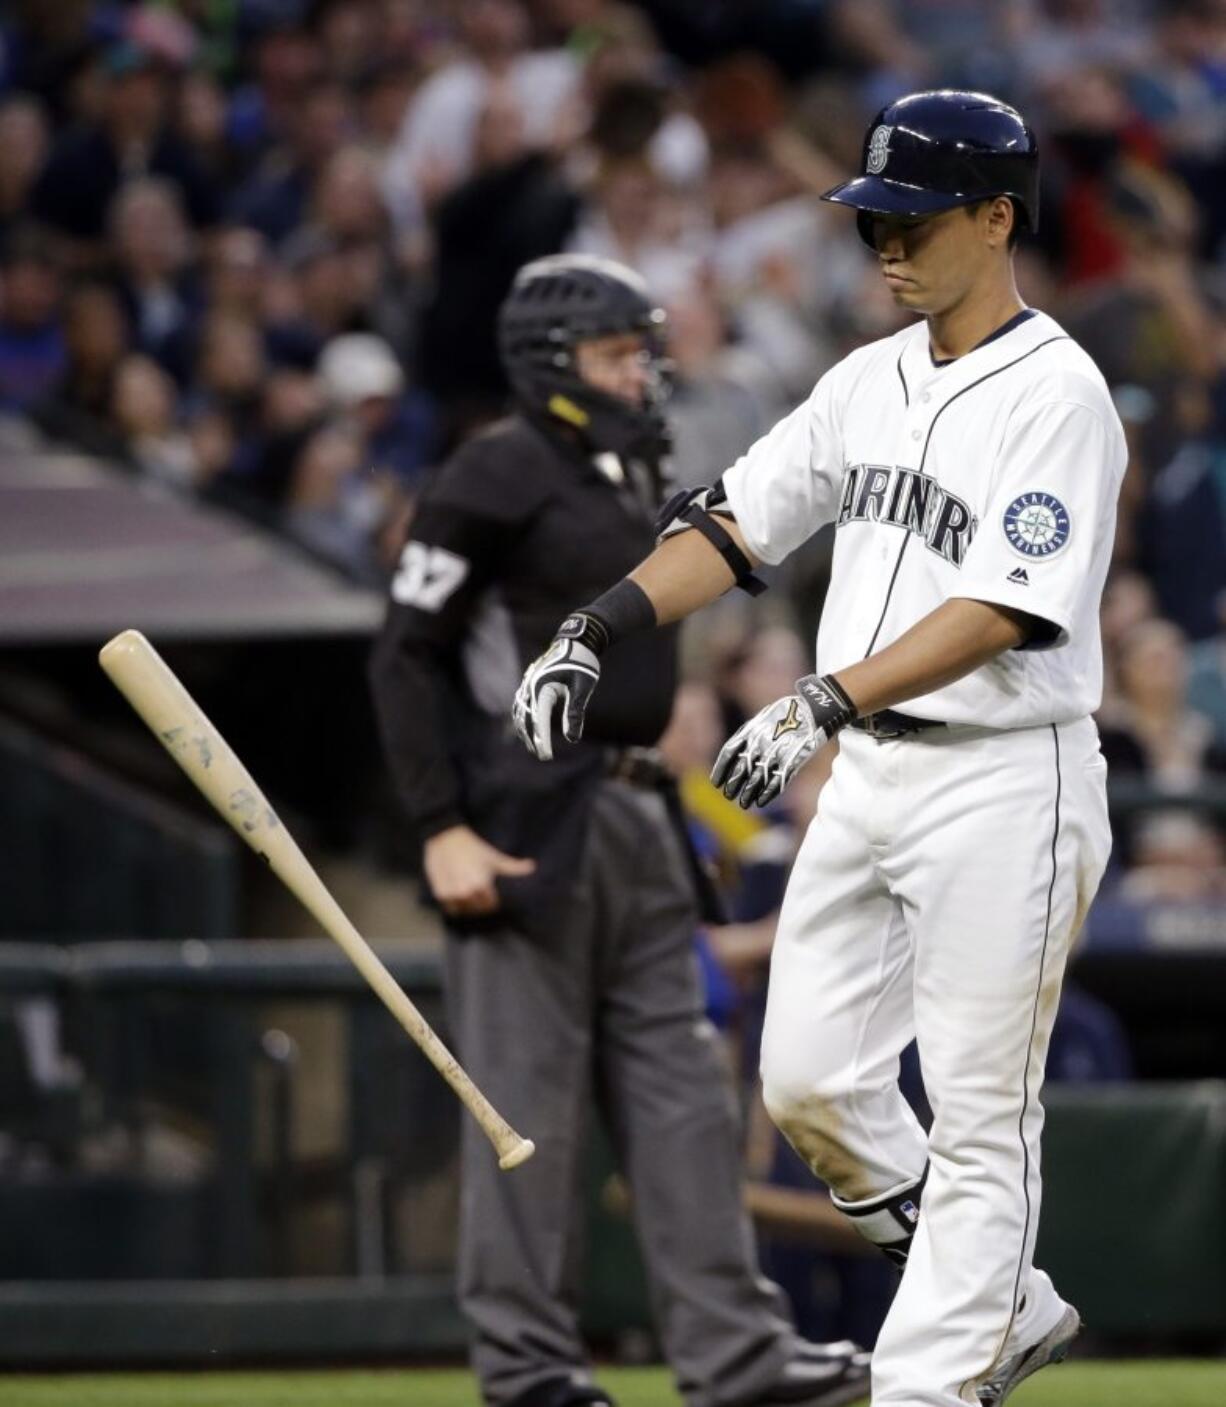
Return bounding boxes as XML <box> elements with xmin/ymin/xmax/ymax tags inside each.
<box><xmin>1</xmin><ymin>0</ymin><xmax>1224</xmax><ymax>903</ymax></box>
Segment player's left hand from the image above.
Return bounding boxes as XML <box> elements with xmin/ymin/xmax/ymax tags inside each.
<box><xmin>512</xmin><ymin>614</ymin><xmax>604</xmax><ymax>761</ymax></box>
<box><xmin>712</xmin><ymin>673</ymin><xmax>857</xmax><ymax>808</ymax></box>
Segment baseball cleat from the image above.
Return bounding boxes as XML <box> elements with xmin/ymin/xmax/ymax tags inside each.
<box><xmin>504</xmin><ymin>1376</ymin><xmax>615</xmax><ymax>1407</ymax></box>
<box><xmin>752</xmin><ymin>1339</ymin><xmax>871</xmax><ymax>1405</ymax></box>
<box><xmin>977</xmin><ymin>1303</ymin><xmax>1080</xmax><ymax>1405</ymax></box>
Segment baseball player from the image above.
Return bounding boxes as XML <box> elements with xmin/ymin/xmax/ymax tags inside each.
<box><xmin>514</xmin><ymin>92</ymin><xmax>1124</xmax><ymax>1407</ymax></box>
<box><xmin>370</xmin><ymin>254</ymin><xmax>870</xmax><ymax>1407</ymax></box>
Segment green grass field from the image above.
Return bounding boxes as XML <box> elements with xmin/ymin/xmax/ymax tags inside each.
<box><xmin>1</xmin><ymin>1363</ymin><xmax>1223</xmax><ymax>1407</ymax></box>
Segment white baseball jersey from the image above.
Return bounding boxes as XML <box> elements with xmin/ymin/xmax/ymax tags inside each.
<box><xmin>721</xmin><ymin>308</ymin><xmax>1127</xmax><ymax>728</ymax></box>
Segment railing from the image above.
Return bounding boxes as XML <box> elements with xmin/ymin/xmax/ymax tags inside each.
<box><xmin>0</xmin><ymin>940</ymin><xmax>466</xmax><ymax>1364</ymax></box>
<box><xmin>1</xmin><ymin>940</ymin><xmax>1225</xmax><ymax>1364</ymax></box>
<box><xmin>0</xmin><ymin>715</ymin><xmax>239</xmax><ymax>942</ymax></box>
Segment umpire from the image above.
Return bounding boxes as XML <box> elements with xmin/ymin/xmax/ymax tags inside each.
<box><xmin>369</xmin><ymin>255</ymin><xmax>869</xmax><ymax>1407</ymax></box>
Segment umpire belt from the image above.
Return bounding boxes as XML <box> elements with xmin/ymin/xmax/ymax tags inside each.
<box><xmin>604</xmin><ymin>745</ymin><xmax>671</xmax><ymax>788</ymax></box>
<box><xmin>849</xmin><ymin>709</ymin><xmax>946</xmax><ymax>741</ymax></box>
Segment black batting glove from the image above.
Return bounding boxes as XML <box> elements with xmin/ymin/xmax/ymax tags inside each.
<box><xmin>512</xmin><ymin>613</ymin><xmax>608</xmax><ymax>761</ymax></box>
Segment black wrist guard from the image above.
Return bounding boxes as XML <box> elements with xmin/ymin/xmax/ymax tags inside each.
<box><xmin>577</xmin><ymin>577</ymin><xmax>656</xmax><ymax>653</ymax></box>
<box><xmin>655</xmin><ymin>483</ymin><xmax>767</xmax><ymax>597</ymax></box>
<box><xmin>796</xmin><ymin>673</ymin><xmax>858</xmax><ymax>732</ymax></box>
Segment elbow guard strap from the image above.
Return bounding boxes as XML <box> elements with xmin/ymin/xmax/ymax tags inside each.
<box><xmin>655</xmin><ymin>484</ymin><xmax>767</xmax><ymax>597</ymax></box>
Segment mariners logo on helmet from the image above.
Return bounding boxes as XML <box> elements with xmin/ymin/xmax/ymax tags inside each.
<box><xmin>867</xmin><ymin>125</ymin><xmax>893</xmax><ymax>175</ymax></box>
<box><xmin>1002</xmin><ymin>491</ymin><xmax>1071</xmax><ymax>559</ymax></box>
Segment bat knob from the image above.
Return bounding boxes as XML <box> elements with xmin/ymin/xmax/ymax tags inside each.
<box><xmin>498</xmin><ymin>1138</ymin><xmax>536</xmax><ymax>1171</ymax></box>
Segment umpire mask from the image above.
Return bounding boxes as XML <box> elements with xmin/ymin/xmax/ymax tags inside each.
<box><xmin>498</xmin><ymin>254</ymin><xmax>672</xmax><ymax>464</ymax></box>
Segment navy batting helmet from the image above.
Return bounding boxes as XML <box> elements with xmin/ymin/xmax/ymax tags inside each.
<box><xmin>822</xmin><ymin>90</ymin><xmax>1039</xmax><ymax>248</ymax></box>
<box><xmin>498</xmin><ymin>254</ymin><xmax>670</xmax><ymax>463</ymax></box>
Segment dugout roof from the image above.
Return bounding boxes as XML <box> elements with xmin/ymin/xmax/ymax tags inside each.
<box><xmin>0</xmin><ymin>448</ymin><xmax>382</xmax><ymax>644</ymax></box>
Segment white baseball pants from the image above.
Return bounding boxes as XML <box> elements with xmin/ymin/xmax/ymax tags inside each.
<box><xmin>760</xmin><ymin>716</ymin><xmax>1111</xmax><ymax>1405</ymax></box>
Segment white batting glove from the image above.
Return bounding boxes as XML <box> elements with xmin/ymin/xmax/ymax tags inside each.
<box><xmin>711</xmin><ymin>674</ymin><xmax>857</xmax><ymax>809</ymax></box>
<box><xmin>512</xmin><ymin>614</ymin><xmax>605</xmax><ymax>761</ymax></box>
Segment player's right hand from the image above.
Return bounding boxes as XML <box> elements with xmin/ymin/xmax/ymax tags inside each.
<box><xmin>423</xmin><ymin>825</ymin><xmax>536</xmax><ymax>917</ymax></box>
<box><xmin>512</xmin><ymin>613</ymin><xmax>604</xmax><ymax>760</ymax></box>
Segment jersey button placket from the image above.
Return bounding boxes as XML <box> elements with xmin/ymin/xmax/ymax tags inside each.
<box><xmin>906</xmin><ymin>386</ymin><xmax>938</xmax><ymax>455</ymax></box>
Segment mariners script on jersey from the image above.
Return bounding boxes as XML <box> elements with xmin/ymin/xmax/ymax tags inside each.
<box><xmin>722</xmin><ymin>309</ymin><xmax>1127</xmax><ymax>727</ymax></box>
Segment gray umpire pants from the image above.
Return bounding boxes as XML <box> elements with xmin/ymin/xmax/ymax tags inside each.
<box><xmin>444</xmin><ymin>778</ymin><xmax>798</xmax><ymax>1407</ymax></box>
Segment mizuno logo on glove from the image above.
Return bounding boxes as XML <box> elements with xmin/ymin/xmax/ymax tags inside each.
<box><xmin>712</xmin><ymin>673</ymin><xmax>858</xmax><ymax>809</ymax></box>
<box><xmin>773</xmin><ymin>698</ymin><xmax>802</xmax><ymax>739</ymax></box>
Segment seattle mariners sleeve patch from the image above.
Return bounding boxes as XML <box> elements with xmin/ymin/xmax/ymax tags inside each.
<box><xmin>1002</xmin><ymin>491</ymin><xmax>1070</xmax><ymax>559</ymax></box>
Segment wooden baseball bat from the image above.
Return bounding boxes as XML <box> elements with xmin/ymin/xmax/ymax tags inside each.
<box><xmin>98</xmin><ymin>629</ymin><xmax>535</xmax><ymax>1172</ymax></box>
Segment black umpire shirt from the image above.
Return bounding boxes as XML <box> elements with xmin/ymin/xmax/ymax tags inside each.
<box><xmin>369</xmin><ymin>411</ymin><xmax>679</xmax><ymax>934</ymax></box>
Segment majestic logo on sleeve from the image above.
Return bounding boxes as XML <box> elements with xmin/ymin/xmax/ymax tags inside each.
<box><xmin>867</xmin><ymin>125</ymin><xmax>893</xmax><ymax>174</ymax></box>
<box><xmin>837</xmin><ymin>464</ymin><xmax>978</xmax><ymax>567</ymax></box>
<box><xmin>1002</xmin><ymin>491</ymin><xmax>1070</xmax><ymax>558</ymax></box>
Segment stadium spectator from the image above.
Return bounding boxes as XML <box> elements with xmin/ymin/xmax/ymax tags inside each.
<box><xmin>382</xmin><ymin>0</ymin><xmax>581</xmax><ymax>235</ymax></box>
<box><xmin>176</xmin><ymin>68</ymin><xmax>239</xmax><ymax>189</ymax></box>
<box><xmin>108</xmin><ymin>177</ymin><xmax>201</xmax><ymax>385</ymax></box>
<box><xmin>0</xmin><ymin>95</ymin><xmax>50</xmax><ymax>243</ymax></box>
<box><xmin>29</xmin><ymin>278</ymin><xmax>130</xmax><ymax>458</ymax></box>
<box><xmin>1137</xmin><ymin>428</ymin><xmax>1226</xmax><ymax>641</ymax></box>
<box><xmin>583</xmin><ymin>69</ymin><xmax>708</xmax><ymax>193</ymax></box>
<box><xmin>1031</xmin><ymin>63</ymin><xmax>1158</xmax><ymax>285</ymax></box>
<box><xmin>273</xmin><ymin>228</ymin><xmax>371</xmax><ymax>363</ymax></box>
<box><xmin>1063</xmin><ymin>159</ymin><xmax>1215</xmax><ymax>468</ymax></box>
<box><xmin>225</xmin><ymin>23</ymin><xmax>325</xmax><ymax>164</ymax></box>
<box><xmin>124</xmin><ymin>3</ymin><xmax>200</xmax><ymax>74</ymax></box>
<box><xmin>1127</xmin><ymin>0</ymin><xmax>1226</xmax><ymax>257</ymax></box>
<box><xmin>1098</xmin><ymin>617</ymin><xmax>1226</xmax><ymax>788</ymax></box>
<box><xmin>1119</xmin><ymin>808</ymin><xmax>1226</xmax><ymax>902</ymax></box>
<box><xmin>228</xmin><ymin>78</ymin><xmax>353</xmax><ymax>244</ymax></box>
<box><xmin>357</xmin><ymin>56</ymin><xmax>421</xmax><ymax>157</ymax></box>
<box><xmin>1188</xmin><ymin>626</ymin><xmax>1226</xmax><ymax>747</ymax></box>
<box><xmin>312</xmin><ymin>145</ymin><xmax>390</xmax><ymax>248</ymax></box>
<box><xmin>663</xmin><ymin>282</ymin><xmax>773</xmax><ymax>488</ymax></box>
<box><xmin>31</xmin><ymin>38</ymin><xmax>220</xmax><ymax>251</ymax></box>
<box><xmin>704</xmin><ymin>139</ymin><xmax>843</xmax><ymax>402</ymax></box>
<box><xmin>573</xmin><ymin>5</ymin><xmax>707</xmax><ymax>180</ymax></box>
<box><xmin>202</xmin><ymin>225</ymin><xmax>269</xmax><ymax>318</ymax></box>
<box><xmin>109</xmin><ymin>352</ymin><xmax>198</xmax><ymax>488</ymax></box>
<box><xmin>1100</xmin><ymin>567</ymin><xmax>1160</xmax><ymax>717</ymax></box>
<box><xmin>309</xmin><ymin>143</ymin><xmax>417</xmax><ymax>355</ymax></box>
<box><xmin>0</xmin><ymin>231</ymin><xmax>65</xmax><ymax>413</ymax></box>
<box><xmin>719</xmin><ymin>624</ymin><xmax>812</xmax><ymax>732</ymax></box>
<box><xmin>190</xmin><ymin>310</ymin><xmax>269</xmax><ymax>465</ymax></box>
<box><xmin>201</xmin><ymin>361</ymin><xmax>329</xmax><ymax>518</ymax></box>
<box><xmin>417</xmin><ymin>83</ymin><xmax>580</xmax><ymax>438</ymax></box>
<box><xmin>1009</xmin><ymin>0</ymin><xmax>1150</xmax><ymax>95</ymax></box>
<box><xmin>317</xmin><ymin>331</ymin><xmax>435</xmax><ymax>492</ymax></box>
<box><xmin>283</xmin><ymin>414</ymin><xmax>407</xmax><ymax>584</ymax></box>
<box><xmin>0</xmin><ymin>0</ymin><xmax>104</xmax><ymax>123</ymax></box>
<box><xmin>313</xmin><ymin>0</ymin><xmax>388</xmax><ymax>88</ymax></box>
<box><xmin>566</xmin><ymin>150</ymin><xmax>703</xmax><ymax>300</ymax></box>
